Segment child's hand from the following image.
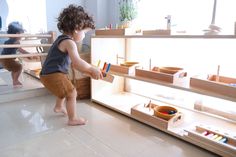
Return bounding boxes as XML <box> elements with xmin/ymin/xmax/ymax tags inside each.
<box><xmin>90</xmin><ymin>67</ymin><xmax>103</xmax><ymax>80</ymax></box>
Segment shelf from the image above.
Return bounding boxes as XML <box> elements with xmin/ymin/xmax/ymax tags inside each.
<box><xmin>93</xmin><ymin>34</ymin><xmax>236</xmax><ymax>39</ymax></box>
<box><xmin>91</xmin><ymin>35</ymin><xmax>236</xmax><ymax>157</ymax></box>
<box><xmin>108</xmin><ymin>71</ymin><xmax>236</xmax><ymax>102</ymax></box>
<box><xmin>91</xmin><ymin>91</ymin><xmax>236</xmax><ymax>156</ymax></box>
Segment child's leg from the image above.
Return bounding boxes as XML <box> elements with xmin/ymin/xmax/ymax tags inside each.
<box><xmin>11</xmin><ymin>62</ymin><xmax>23</xmax><ymax>86</ymax></box>
<box><xmin>54</xmin><ymin>97</ymin><xmax>67</xmax><ymax>115</ymax></box>
<box><xmin>12</xmin><ymin>70</ymin><xmax>22</xmax><ymax>86</ymax></box>
<box><xmin>66</xmin><ymin>88</ymin><xmax>86</xmax><ymax>126</ymax></box>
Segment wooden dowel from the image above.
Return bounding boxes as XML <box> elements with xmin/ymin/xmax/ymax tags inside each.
<box><xmin>0</xmin><ymin>53</ymin><xmax>47</xmax><ymax>59</ymax></box>
<box><xmin>0</xmin><ymin>44</ymin><xmax>51</xmax><ymax>48</ymax></box>
<box><xmin>0</xmin><ymin>34</ymin><xmax>52</xmax><ymax>38</ymax></box>
<box><xmin>216</xmin><ymin>65</ymin><xmax>220</xmax><ymax>82</ymax></box>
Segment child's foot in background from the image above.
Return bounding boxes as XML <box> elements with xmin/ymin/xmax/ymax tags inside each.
<box><xmin>54</xmin><ymin>107</ymin><xmax>67</xmax><ymax>116</ymax></box>
<box><xmin>68</xmin><ymin>117</ymin><xmax>87</xmax><ymax>126</ymax></box>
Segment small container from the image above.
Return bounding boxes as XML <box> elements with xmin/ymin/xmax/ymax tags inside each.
<box><xmin>159</xmin><ymin>67</ymin><xmax>183</xmax><ymax>74</ymax></box>
<box><xmin>154</xmin><ymin>106</ymin><xmax>178</xmax><ymax>120</ymax></box>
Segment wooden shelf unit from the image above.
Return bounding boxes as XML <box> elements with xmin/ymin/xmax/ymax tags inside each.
<box><xmin>91</xmin><ymin>35</ymin><xmax>236</xmax><ymax>157</ymax></box>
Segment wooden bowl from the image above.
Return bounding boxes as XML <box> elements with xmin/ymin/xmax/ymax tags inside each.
<box><xmin>154</xmin><ymin>106</ymin><xmax>178</xmax><ymax>120</ymax></box>
<box><xmin>159</xmin><ymin>67</ymin><xmax>183</xmax><ymax>74</ymax></box>
<box><xmin>120</xmin><ymin>61</ymin><xmax>139</xmax><ymax>67</ymax></box>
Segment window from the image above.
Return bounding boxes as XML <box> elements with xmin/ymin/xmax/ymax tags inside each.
<box><xmin>136</xmin><ymin>0</ymin><xmax>236</xmax><ymax>35</ymax></box>
<box><xmin>6</xmin><ymin>0</ymin><xmax>47</xmax><ymax>33</ymax></box>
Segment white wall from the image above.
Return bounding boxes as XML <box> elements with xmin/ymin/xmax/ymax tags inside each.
<box><xmin>46</xmin><ymin>0</ymin><xmax>85</xmax><ymax>35</ymax></box>
<box><xmin>107</xmin><ymin>0</ymin><xmax>119</xmax><ymax>28</ymax></box>
<box><xmin>84</xmin><ymin>0</ymin><xmax>110</xmax><ymax>46</ymax></box>
<box><xmin>0</xmin><ymin>0</ymin><xmax>9</xmax><ymax>31</ymax></box>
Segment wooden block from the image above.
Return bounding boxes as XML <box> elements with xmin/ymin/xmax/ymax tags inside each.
<box><xmin>131</xmin><ymin>104</ymin><xmax>183</xmax><ymax>130</ymax></box>
<box><xmin>143</xmin><ymin>29</ymin><xmax>171</xmax><ymax>35</ymax></box>
<box><xmin>190</xmin><ymin>75</ymin><xmax>236</xmax><ymax>99</ymax></box>
<box><xmin>101</xmin><ymin>73</ymin><xmax>114</xmax><ymax>83</ymax></box>
<box><xmin>184</xmin><ymin>125</ymin><xmax>236</xmax><ymax>157</ymax></box>
<box><xmin>95</xmin><ymin>28</ymin><xmax>135</xmax><ymax>35</ymax></box>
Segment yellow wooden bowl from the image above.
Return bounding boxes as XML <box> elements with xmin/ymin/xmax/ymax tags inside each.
<box><xmin>154</xmin><ymin>106</ymin><xmax>178</xmax><ymax>120</ymax></box>
<box><xmin>159</xmin><ymin>67</ymin><xmax>183</xmax><ymax>74</ymax></box>
<box><xmin>120</xmin><ymin>61</ymin><xmax>139</xmax><ymax>67</ymax></box>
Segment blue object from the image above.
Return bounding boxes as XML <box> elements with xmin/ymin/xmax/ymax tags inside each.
<box><xmin>0</xmin><ymin>16</ymin><xmax>2</xmax><ymax>30</ymax></box>
<box><xmin>229</xmin><ymin>83</ymin><xmax>236</xmax><ymax>87</ymax></box>
<box><xmin>106</xmin><ymin>63</ymin><xmax>111</xmax><ymax>73</ymax></box>
<box><xmin>219</xmin><ymin>137</ymin><xmax>228</xmax><ymax>143</ymax></box>
<box><xmin>168</xmin><ymin>110</ymin><xmax>176</xmax><ymax>114</ymax></box>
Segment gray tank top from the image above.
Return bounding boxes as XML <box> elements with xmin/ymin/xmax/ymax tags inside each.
<box><xmin>40</xmin><ymin>35</ymin><xmax>72</xmax><ymax>75</ymax></box>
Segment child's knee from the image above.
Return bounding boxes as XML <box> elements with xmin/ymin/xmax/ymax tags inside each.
<box><xmin>67</xmin><ymin>88</ymin><xmax>77</xmax><ymax>98</ymax></box>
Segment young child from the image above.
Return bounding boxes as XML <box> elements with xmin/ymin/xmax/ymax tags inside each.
<box><xmin>1</xmin><ymin>21</ymin><xmax>30</xmax><ymax>87</ymax></box>
<box><xmin>40</xmin><ymin>4</ymin><xmax>103</xmax><ymax>126</ymax></box>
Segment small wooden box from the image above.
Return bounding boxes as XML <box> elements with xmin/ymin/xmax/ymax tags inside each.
<box><xmin>131</xmin><ymin>103</ymin><xmax>183</xmax><ymax>130</ymax></box>
<box><xmin>185</xmin><ymin>125</ymin><xmax>236</xmax><ymax>157</ymax></box>
<box><xmin>95</xmin><ymin>28</ymin><xmax>135</xmax><ymax>36</ymax></box>
<box><xmin>142</xmin><ymin>29</ymin><xmax>171</xmax><ymax>35</ymax></box>
<box><xmin>109</xmin><ymin>64</ymin><xmax>135</xmax><ymax>74</ymax></box>
<box><xmin>135</xmin><ymin>68</ymin><xmax>185</xmax><ymax>83</ymax></box>
<box><xmin>101</xmin><ymin>73</ymin><xmax>114</xmax><ymax>83</ymax></box>
<box><xmin>190</xmin><ymin>75</ymin><xmax>236</xmax><ymax>98</ymax></box>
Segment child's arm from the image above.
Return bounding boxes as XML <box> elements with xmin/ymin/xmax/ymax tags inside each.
<box><xmin>16</xmin><ymin>40</ymin><xmax>37</xmax><ymax>59</ymax></box>
<box><xmin>64</xmin><ymin>40</ymin><xmax>103</xmax><ymax>80</ymax></box>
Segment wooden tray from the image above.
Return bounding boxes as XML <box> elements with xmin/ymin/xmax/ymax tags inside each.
<box><xmin>110</xmin><ymin>64</ymin><xmax>137</xmax><ymax>74</ymax></box>
<box><xmin>190</xmin><ymin>75</ymin><xmax>236</xmax><ymax>98</ymax></box>
<box><xmin>131</xmin><ymin>103</ymin><xmax>183</xmax><ymax>130</ymax></box>
<box><xmin>184</xmin><ymin>125</ymin><xmax>236</xmax><ymax>157</ymax></box>
<box><xmin>95</xmin><ymin>28</ymin><xmax>135</xmax><ymax>35</ymax></box>
<box><xmin>142</xmin><ymin>29</ymin><xmax>171</xmax><ymax>35</ymax></box>
<box><xmin>135</xmin><ymin>68</ymin><xmax>186</xmax><ymax>83</ymax></box>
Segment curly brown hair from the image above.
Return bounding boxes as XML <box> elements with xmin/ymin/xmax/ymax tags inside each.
<box><xmin>57</xmin><ymin>4</ymin><xmax>95</xmax><ymax>34</ymax></box>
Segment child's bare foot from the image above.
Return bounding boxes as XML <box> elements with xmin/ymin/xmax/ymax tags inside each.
<box><xmin>13</xmin><ymin>81</ymin><xmax>23</xmax><ymax>88</ymax></box>
<box><xmin>68</xmin><ymin>117</ymin><xmax>87</xmax><ymax>126</ymax></box>
<box><xmin>54</xmin><ymin>107</ymin><xmax>67</xmax><ymax>116</ymax></box>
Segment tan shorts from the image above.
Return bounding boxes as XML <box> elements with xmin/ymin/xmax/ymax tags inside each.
<box><xmin>1</xmin><ymin>59</ymin><xmax>22</xmax><ymax>72</ymax></box>
<box><xmin>40</xmin><ymin>72</ymin><xmax>74</xmax><ymax>98</ymax></box>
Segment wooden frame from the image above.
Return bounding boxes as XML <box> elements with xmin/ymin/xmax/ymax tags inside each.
<box><xmin>184</xmin><ymin>125</ymin><xmax>236</xmax><ymax>157</ymax></box>
<box><xmin>0</xmin><ymin>31</ymin><xmax>55</xmax><ymax>59</ymax></box>
<box><xmin>131</xmin><ymin>103</ymin><xmax>183</xmax><ymax>130</ymax></box>
<box><xmin>0</xmin><ymin>31</ymin><xmax>56</xmax><ymax>78</ymax></box>
<box><xmin>142</xmin><ymin>29</ymin><xmax>171</xmax><ymax>35</ymax></box>
<box><xmin>135</xmin><ymin>68</ymin><xmax>186</xmax><ymax>83</ymax></box>
<box><xmin>95</xmin><ymin>28</ymin><xmax>135</xmax><ymax>36</ymax></box>
<box><xmin>190</xmin><ymin>75</ymin><xmax>236</xmax><ymax>99</ymax></box>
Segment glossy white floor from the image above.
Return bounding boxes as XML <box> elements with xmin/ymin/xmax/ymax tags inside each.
<box><xmin>0</xmin><ymin>94</ymin><xmax>220</xmax><ymax>157</ymax></box>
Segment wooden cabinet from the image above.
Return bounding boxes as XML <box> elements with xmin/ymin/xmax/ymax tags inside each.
<box><xmin>91</xmin><ymin>35</ymin><xmax>236</xmax><ymax>157</ymax></box>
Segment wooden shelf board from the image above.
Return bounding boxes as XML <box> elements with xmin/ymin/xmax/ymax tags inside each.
<box><xmin>91</xmin><ymin>91</ymin><xmax>236</xmax><ymax>157</ymax></box>
<box><xmin>109</xmin><ymin>71</ymin><xmax>236</xmax><ymax>102</ymax></box>
<box><xmin>0</xmin><ymin>44</ymin><xmax>51</xmax><ymax>48</ymax></box>
<box><xmin>91</xmin><ymin>91</ymin><xmax>236</xmax><ymax>133</ymax></box>
<box><xmin>92</xmin><ymin>34</ymin><xmax>236</xmax><ymax>39</ymax></box>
